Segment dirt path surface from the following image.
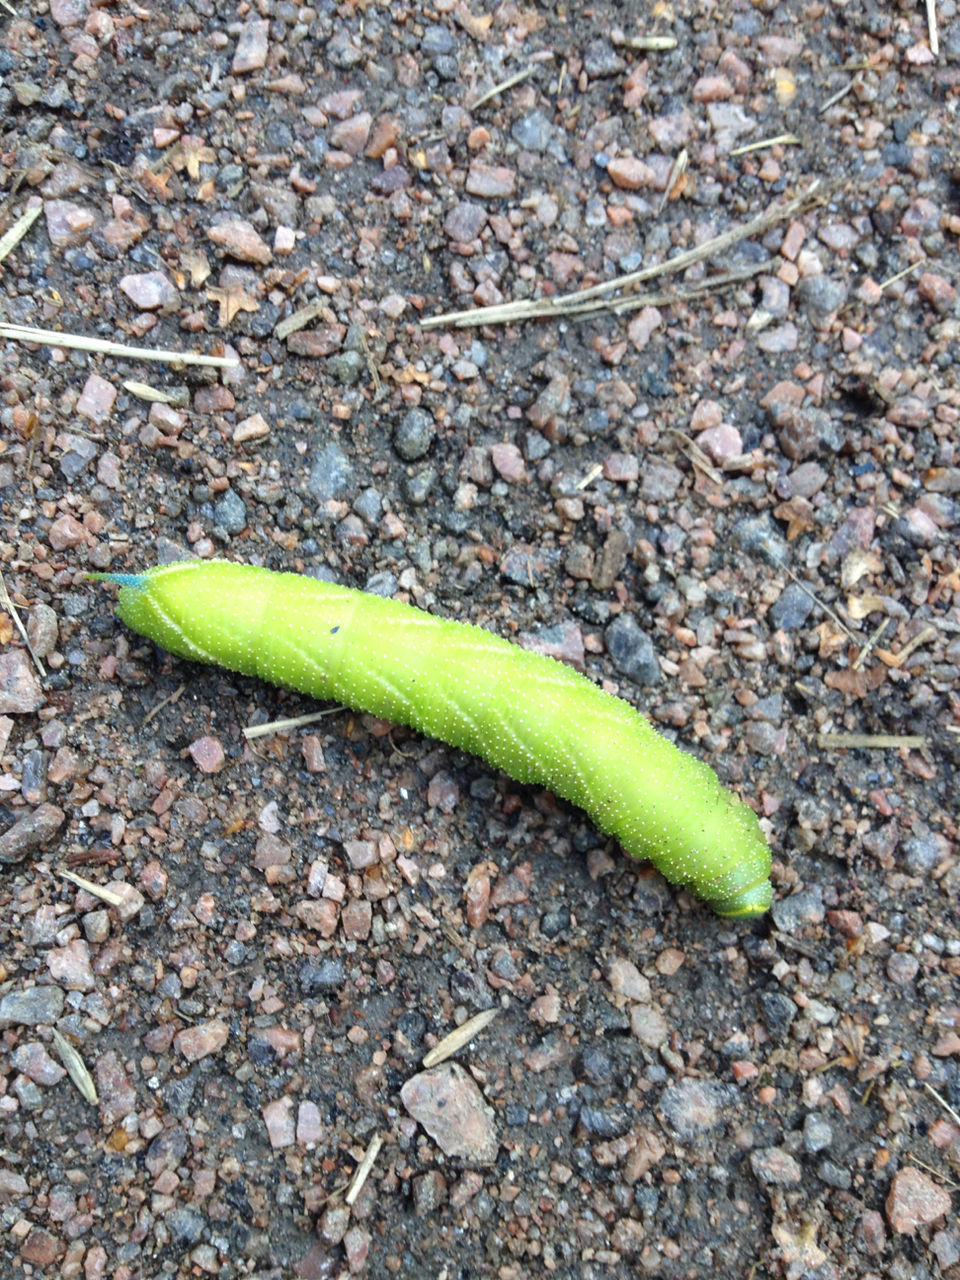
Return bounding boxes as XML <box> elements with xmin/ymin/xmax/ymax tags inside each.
<box><xmin>0</xmin><ymin>2</ymin><xmax>958</xmax><ymax>1278</ymax></box>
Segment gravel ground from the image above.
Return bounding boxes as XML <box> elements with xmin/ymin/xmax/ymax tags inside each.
<box><xmin>0</xmin><ymin>1</ymin><xmax>958</xmax><ymax>1278</ymax></box>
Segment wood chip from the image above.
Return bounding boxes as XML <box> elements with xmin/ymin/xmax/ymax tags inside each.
<box><xmin>730</xmin><ymin>134</ymin><xmax>801</xmax><ymax>157</ymax></box>
<box><xmin>123</xmin><ymin>381</ymin><xmax>182</xmax><ymax>403</ymax></box>
<box><xmin>422</xmin><ymin>1008</ymin><xmax>498</xmax><ymax>1068</ymax></box>
<box><xmin>52</xmin><ymin>1029</ymin><xmax>99</xmax><ymax>1104</ymax></box>
<box><xmin>274</xmin><ymin>299</ymin><xmax>329</xmax><ymax>341</ymax></box>
<box><xmin>614</xmin><ymin>35</ymin><xmax>678</xmax><ymax>51</ymax></box>
<box><xmin>58</xmin><ymin>869</ymin><xmax>126</xmax><ymax>906</ymax></box>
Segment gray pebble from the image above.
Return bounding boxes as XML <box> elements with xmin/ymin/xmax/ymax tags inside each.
<box><xmin>421</xmin><ymin>23</ymin><xmax>455</xmax><ymax>56</ymax></box>
<box><xmin>444</xmin><ymin>201</ymin><xmax>487</xmax><ymax>242</ymax></box>
<box><xmin>433</xmin><ymin>55</ymin><xmax>460</xmax><ymax>81</ymax></box>
<box><xmin>14</xmin><ymin>1077</ymin><xmax>43</xmax><ymax>1109</ymax></box>
<box><xmin>902</xmin><ymin>829</ymin><xmax>941</xmax><ymax>873</ymax></box>
<box><xmin>59</xmin><ymin>436</ymin><xmax>98</xmax><ymax>481</ymax></box>
<box><xmin>353</xmin><ymin>487</ymin><xmax>383</xmax><ymax>525</ymax></box>
<box><xmin>0</xmin><ymin>802</ymin><xmax>65</xmax><ymax>864</ymax></box>
<box><xmin>803</xmin><ymin>1112</ymin><xmax>833</xmax><ymax>1153</ymax></box>
<box><xmin>817</xmin><ymin>1159</ymin><xmax>852</xmax><ymax>1190</ymax></box>
<box><xmin>750</xmin><ymin>1146</ymin><xmax>802</xmax><ymax>1187</ymax></box>
<box><xmin>326</xmin><ymin>350</ymin><xmax>365</xmax><ymax>386</ymax></box>
<box><xmin>751</xmin><ymin>694</ymin><xmax>784</xmax><ymax>723</ymax></box>
<box><xmin>639</xmin><ymin>463</ymin><xmax>683</xmax><ymax>502</ymax></box>
<box><xmin>583</xmin><ymin>39</ymin><xmax>625</xmax><ymax>77</ymax></box>
<box><xmin>511</xmin><ymin>111</ymin><xmax>552</xmax><ymax>152</ymax></box>
<box><xmin>364</xmin><ymin>571</ymin><xmax>397</xmax><ymax>598</ymax></box>
<box><xmin>299</xmin><ymin>957</ymin><xmax>345</xmax><ymax>993</ymax></box>
<box><xmin>167</xmin><ymin>1207</ymin><xmax>206</xmax><ymax>1250</ymax></box>
<box><xmin>412</xmin><ymin>1170</ymin><xmax>448</xmax><ymax>1215</ymax></box>
<box><xmin>162</xmin><ymin>1072</ymin><xmax>198</xmax><ymax>1118</ymax></box>
<box><xmin>579</xmin><ymin>1045</ymin><xmax>612</xmax><ymax>1085</ymax></box>
<box><xmin>394</xmin><ymin>408</ymin><xmax>436</xmax><ymax>461</ymax></box>
<box><xmin>743</xmin><ymin>722</ymin><xmax>780</xmax><ymax>755</ymax></box>
<box><xmin>213</xmin><ymin>489</ymin><xmax>248</xmax><ymax>535</ymax></box>
<box><xmin>21</xmin><ymin>749</ymin><xmax>45</xmax><ymax>803</ymax></box>
<box><xmin>27</xmin><ymin>604</ymin><xmax>59</xmax><ymax>659</ymax></box>
<box><xmin>0</xmin><ymin>985</ymin><xmax>65</xmax><ymax>1027</ymax></box>
<box><xmin>770</xmin><ymin>887</ymin><xmax>824</xmax><ymax>933</ymax></box>
<box><xmin>540</xmin><ymin>906</ymin><xmax>570</xmax><ymax>938</ymax></box>
<box><xmin>579</xmin><ymin>1104</ymin><xmax>631</xmax><ymax>1139</ymax></box>
<box><xmin>659</xmin><ymin>1079</ymin><xmax>735</xmax><ymax>1139</ymax></box>
<box><xmin>500</xmin><ymin>546</ymin><xmax>560</xmax><ymax>587</ymax></box>
<box><xmin>403</xmin><ymin>468</ymin><xmax>437</xmax><ymax>506</ymax></box>
<box><xmin>886</xmin><ymin>953</ymin><xmax>919</xmax><ymax>985</ymax></box>
<box><xmin>604</xmin><ymin>614</ymin><xmax>660</xmax><ymax>687</ymax></box>
<box><xmin>769</xmin><ymin>581</ymin><xmax>815</xmax><ymax>631</ymax></box>
<box><xmin>731</xmin><ymin>515</ymin><xmax>788</xmax><ymax>567</ymax></box>
<box><xmin>795</xmin><ymin>275</ymin><xmax>848</xmax><ymax>328</ymax></box>
<box><xmin>0</xmin><ymin>649</ymin><xmax>44</xmax><ymax>715</ymax></box>
<box><xmin>758</xmin><ymin>990</ymin><xmax>797</xmax><ymax>1039</ymax></box>
<box><xmin>308</xmin><ymin>443</ymin><xmax>353</xmax><ymax>501</ymax></box>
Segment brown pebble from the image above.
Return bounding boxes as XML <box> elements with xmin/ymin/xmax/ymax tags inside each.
<box><xmin>174</xmin><ymin>1019</ymin><xmax>230</xmax><ymax>1062</ymax></box>
<box><xmin>119</xmin><ymin>270</ymin><xmax>179</xmax><ymax>310</ymax></box>
<box><xmin>207</xmin><ymin>218</ymin><xmax>273</xmax><ymax>265</ymax></box>
<box><xmin>44</xmin><ymin>199</ymin><xmax>95</xmax><ymax>248</ymax></box>
<box><xmin>232</xmin><ymin>18</ymin><xmax>269</xmax><ymax>73</ymax></box>
<box><xmin>341</xmin><ymin>900</ymin><xmax>372</xmax><ymax>940</ymax></box>
<box><xmin>401</xmin><ymin>1063</ymin><xmax>499</xmax><ymax>1164</ymax></box>
<box><xmin>21</xmin><ymin>1228</ymin><xmax>63</xmax><ymax>1266</ymax></box>
<box><xmin>886</xmin><ymin>1167</ymin><xmax>952</xmax><ymax>1234</ymax></box>
<box><xmin>76</xmin><ymin>372</ymin><xmax>117</xmax><ymax>424</ymax></box>
<box><xmin>188</xmin><ymin>735</ymin><xmax>226</xmax><ymax>773</ymax></box>
<box><xmin>465</xmin><ymin>164</ymin><xmax>516</xmax><ymax>197</ymax></box>
<box><xmin>286</xmin><ymin>325</ymin><xmax>346</xmax><ymax>356</ymax></box>
<box><xmin>48</xmin><ymin>512</ymin><xmax>87</xmax><ymax>550</ymax></box>
<box><xmin>607</xmin><ymin>156</ymin><xmax>655</xmax><ymax>190</ymax></box>
<box><xmin>750</xmin><ymin>1146</ymin><xmax>802</xmax><ymax>1187</ymax></box>
<box><xmin>295</xmin><ymin>900</ymin><xmax>339</xmax><ymax>937</ymax></box>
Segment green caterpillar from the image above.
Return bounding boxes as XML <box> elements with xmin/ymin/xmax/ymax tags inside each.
<box><xmin>94</xmin><ymin>561</ymin><xmax>773</xmax><ymax>917</ymax></box>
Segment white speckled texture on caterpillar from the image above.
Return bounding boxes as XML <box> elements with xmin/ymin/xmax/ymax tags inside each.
<box><xmin>98</xmin><ymin>561</ymin><xmax>773</xmax><ymax>917</ymax></box>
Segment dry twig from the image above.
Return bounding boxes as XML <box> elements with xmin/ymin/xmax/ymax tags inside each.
<box><xmin>142</xmin><ymin>684</ymin><xmax>185</xmax><ymax>729</ymax></box>
<box><xmin>243</xmin><ymin>707</ymin><xmax>343</xmax><ymax>740</ymax></box>
<box><xmin>730</xmin><ymin>134</ymin><xmax>801</xmax><ymax>157</ymax></box>
<box><xmin>816</xmin><ymin>733</ymin><xmax>928</xmax><ymax>751</ymax></box>
<box><xmin>471</xmin><ymin>65</ymin><xmax>538</xmax><ymax>111</ymax></box>
<box><xmin>877</xmin><ymin>625</ymin><xmax>937</xmax><ymax>669</ymax></box>
<box><xmin>926</xmin><ymin>0</ymin><xmax>940</xmax><ymax>57</ymax></box>
<box><xmin>345</xmin><ymin>1134</ymin><xmax>384</xmax><ymax>1206</ymax></box>
<box><xmin>0</xmin><ymin>322</ymin><xmax>237</xmax><ymax>368</ymax></box>
<box><xmin>0</xmin><ymin>571</ymin><xmax>46</xmax><ymax>677</ymax></box>
<box><xmin>423</xmin><ymin>182</ymin><xmax>825</xmax><ymax>329</ymax></box>
<box><xmin>0</xmin><ymin>205</ymin><xmax>42</xmax><ymax>264</ymax></box>
<box><xmin>853</xmin><ymin>618</ymin><xmax>890</xmax><ymax>671</ymax></box>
